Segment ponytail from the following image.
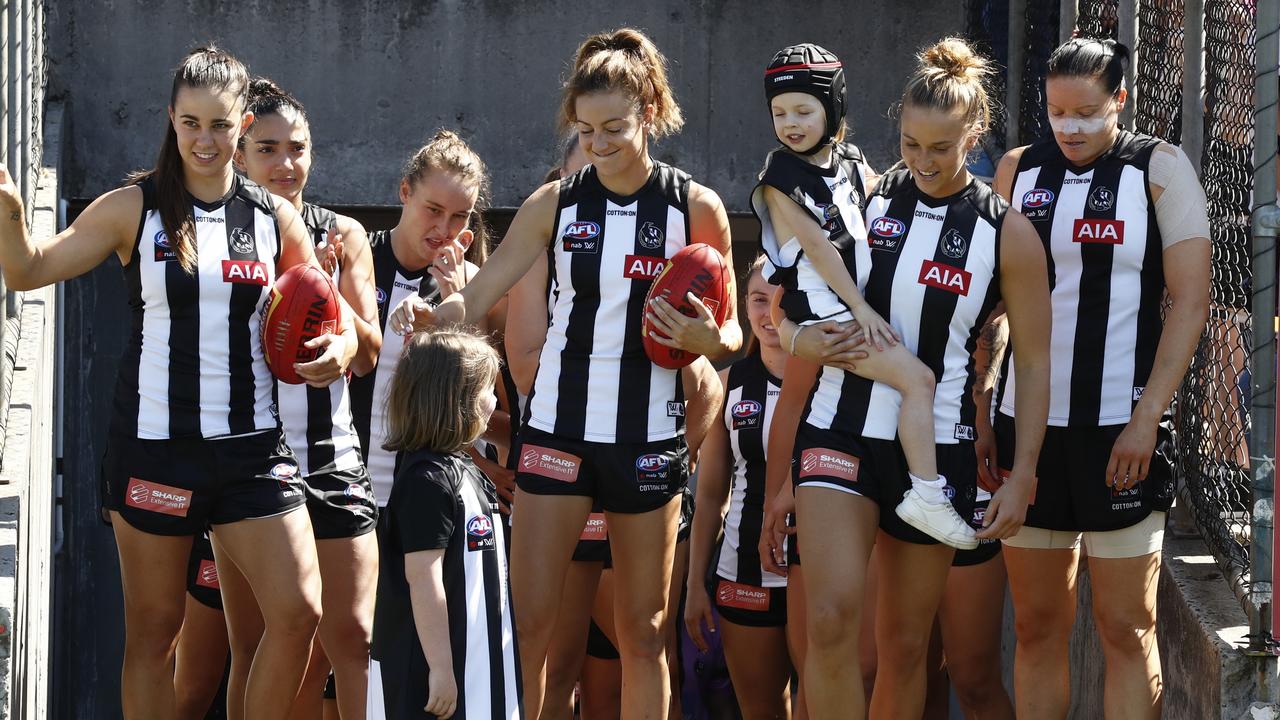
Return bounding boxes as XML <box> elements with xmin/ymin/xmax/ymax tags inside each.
<box><xmin>901</xmin><ymin>37</ymin><xmax>995</xmax><ymax>139</ymax></box>
<box><xmin>560</xmin><ymin>28</ymin><xmax>683</xmax><ymax>138</ymax></box>
<box><xmin>1046</xmin><ymin>37</ymin><xmax>1131</xmax><ymax>96</ymax></box>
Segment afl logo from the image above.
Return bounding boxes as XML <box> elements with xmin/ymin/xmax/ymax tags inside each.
<box><xmin>466</xmin><ymin>514</ymin><xmax>494</xmax><ymax>537</ymax></box>
<box><xmin>636</xmin><ymin>454</ymin><xmax>669</xmax><ymax>472</ymax></box>
<box><xmin>375</xmin><ymin>287</ymin><xmax>387</xmax><ymax>306</ymax></box>
<box><xmin>1021</xmin><ymin>189</ymin><xmax>1055</xmax><ymax>208</ymax></box>
<box><xmin>564</xmin><ymin>221</ymin><xmax>600</xmax><ymax>240</ymax></box>
<box><xmin>1087</xmin><ymin>186</ymin><xmax>1115</xmax><ymax>212</ymax></box>
<box><xmin>269</xmin><ymin>462</ymin><xmax>298</xmax><ymax>480</ymax></box>
<box><xmin>731</xmin><ymin>400</ymin><xmax>762</xmax><ymax>419</ymax></box>
<box><xmin>870</xmin><ymin>217</ymin><xmax>905</xmax><ymax>238</ymax></box>
<box><xmin>941</xmin><ymin>228</ymin><xmax>968</xmax><ymax>259</ymax></box>
<box><xmin>637</xmin><ymin>221</ymin><xmax>665</xmax><ymax>249</ymax></box>
<box><xmin>129</xmin><ymin>482</ymin><xmax>150</xmax><ymax>505</ymax></box>
<box><xmin>822</xmin><ymin>204</ymin><xmax>840</xmax><ymax>221</ymax></box>
<box><xmin>229</xmin><ymin>228</ymin><xmax>255</xmax><ymax>254</ymax></box>
<box><xmin>154</xmin><ymin>231</ymin><xmax>171</xmax><ymax>248</ymax></box>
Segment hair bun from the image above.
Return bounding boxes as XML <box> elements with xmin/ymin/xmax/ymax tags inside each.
<box><xmin>248</xmin><ymin>76</ymin><xmax>283</xmax><ymax>100</ymax></box>
<box><xmin>921</xmin><ymin>37</ymin><xmax>988</xmax><ymax>80</ymax></box>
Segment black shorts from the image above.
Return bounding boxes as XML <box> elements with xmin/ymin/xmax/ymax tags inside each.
<box><xmin>995</xmin><ymin>413</ymin><xmax>1175</xmax><ymax>532</ymax></box>
<box><xmin>304</xmin><ymin>466</ymin><xmax>378</xmax><ymax>540</ymax></box>
<box><xmin>102</xmin><ymin>430</ymin><xmax>305</xmax><ymax>536</ymax></box>
<box><xmin>515</xmin><ymin>426</ymin><xmax>689</xmax><ymax>514</ymax></box>
<box><xmin>585</xmin><ymin>619</ymin><xmax>619</xmax><ymax>660</ymax></box>
<box><xmin>952</xmin><ymin>490</ymin><xmax>1001</xmax><ymax>567</ymax></box>
<box><xmin>785</xmin><ymin>511</ymin><xmax>801</xmax><ymax>567</ymax></box>
<box><xmin>792</xmin><ymin>423</ymin><xmax>977</xmax><ymax>545</ymax></box>
<box><xmin>711</xmin><ymin>576</ymin><xmax>787</xmax><ymax>628</ymax></box>
<box><xmin>186</xmin><ymin>533</ymin><xmax>223</xmax><ymax>611</ymax></box>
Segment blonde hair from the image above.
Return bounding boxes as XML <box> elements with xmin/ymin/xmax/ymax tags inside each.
<box><xmin>401</xmin><ymin>129</ymin><xmax>492</xmax><ymax>266</ymax></box>
<box><xmin>382</xmin><ymin>329</ymin><xmax>501</xmax><ymax>454</ymax></box>
<box><xmin>560</xmin><ymin>28</ymin><xmax>683</xmax><ymax>138</ymax></box>
<box><xmin>901</xmin><ymin>37</ymin><xmax>994</xmax><ymax>138</ymax></box>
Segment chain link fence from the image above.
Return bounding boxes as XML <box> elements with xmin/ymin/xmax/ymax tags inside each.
<box><xmin>1076</xmin><ymin>0</ymin><xmax>1121</xmax><ymax>39</ymax></box>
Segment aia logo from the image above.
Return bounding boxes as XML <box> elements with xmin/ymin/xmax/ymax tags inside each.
<box><xmin>1073</xmin><ymin>219</ymin><xmax>1124</xmax><ymax>244</ymax></box>
<box><xmin>623</xmin><ymin>254</ymin><xmax>667</xmax><ymax>280</ymax></box>
<box><xmin>732</xmin><ymin>400</ymin><xmax>762</xmax><ymax>419</ymax></box>
<box><xmin>636</xmin><ymin>454</ymin><xmax>669</xmax><ymax>472</ymax></box>
<box><xmin>870</xmin><ymin>217</ymin><xmax>906</xmax><ymax>238</ymax></box>
<box><xmin>467</xmin><ymin>514</ymin><xmax>494</xmax><ymax>537</ymax></box>
<box><xmin>564</xmin><ymin>221</ymin><xmax>600</xmax><ymax>240</ymax></box>
<box><xmin>918</xmin><ymin>260</ymin><xmax>972</xmax><ymax>296</ymax></box>
<box><xmin>222</xmin><ymin>260</ymin><xmax>269</xmax><ymax>286</ymax></box>
<box><xmin>1022</xmin><ymin>188</ymin><xmax>1055</xmax><ymax>208</ymax></box>
<box><xmin>637</xmin><ymin>221</ymin><xmax>665</xmax><ymax>249</ymax></box>
<box><xmin>269</xmin><ymin>462</ymin><xmax>298</xmax><ymax>480</ymax></box>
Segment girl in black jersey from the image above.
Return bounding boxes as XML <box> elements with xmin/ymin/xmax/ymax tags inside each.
<box><xmin>404</xmin><ymin>28</ymin><xmax>742</xmax><ymax>719</ymax></box>
<box><xmin>771</xmin><ymin>39</ymin><xmax>1052</xmax><ymax>718</ymax></box>
<box><xmin>0</xmin><ymin>47</ymin><xmax>358</xmax><ymax>718</ymax></box>
<box><xmin>218</xmin><ymin>78</ymin><xmax>381</xmax><ymax>718</ymax></box>
<box><xmin>992</xmin><ymin>39</ymin><xmax>1210</xmax><ymax>720</ymax></box>
<box><xmin>685</xmin><ymin>256</ymin><xmax>802</xmax><ymax>719</ymax></box>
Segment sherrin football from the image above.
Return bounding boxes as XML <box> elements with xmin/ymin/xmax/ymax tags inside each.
<box><xmin>262</xmin><ymin>264</ymin><xmax>342</xmax><ymax>385</ymax></box>
<box><xmin>642</xmin><ymin>243</ymin><xmax>731</xmax><ymax>370</ymax></box>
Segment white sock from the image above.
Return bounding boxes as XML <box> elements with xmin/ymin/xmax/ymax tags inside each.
<box><xmin>908</xmin><ymin>473</ymin><xmax>949</xmax><ymax>504</ymax></box>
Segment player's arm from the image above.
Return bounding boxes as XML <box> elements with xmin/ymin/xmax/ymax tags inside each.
<box><xmin>682</xmin><ymin>357</ymin><xmax>724</xmax><ymax>466</ymax></box>
<box><xmin>685</xmin><ymin>368</ymin><xmax>731</xmax><ymax>651</ymax></box>
<box><xmin>406</xmin><ymin>548</ymin><xmax>458</xmax><ymax>718</ymax></box>
<box><xmin>333</xmin><ymin>213</ymin><xmax>381</xmax><ymax>377</ymax></box>
<box><xmin>505</xmin><ymin>256</ymin><xmax>550</xmax><ymax>395</ymax></box>
<box><xmin>992</xmin><ymin>146</ymin><xmax>1027</xmax><ymax>203</ymax></box>
<box><xmin>666</xmin><ymin>181</ymin><xmax>742</xmax><ymax>360</ymax></box>
<box><xmin>0</xmin><ymin>172</ymin><xmax>139</xmax><ymax>290</ymax></box>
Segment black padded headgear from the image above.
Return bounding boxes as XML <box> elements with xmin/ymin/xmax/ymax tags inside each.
<box><xmin>764</xmin><ymin>43</ymin><xmax>847</xmax><ymax>155</ymax></box>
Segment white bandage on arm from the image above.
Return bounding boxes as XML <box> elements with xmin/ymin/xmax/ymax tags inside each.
<box><xmin>1150</xmin><ymin>144</ymin><xmax>1211</xmax><ymax>249</ymax></box>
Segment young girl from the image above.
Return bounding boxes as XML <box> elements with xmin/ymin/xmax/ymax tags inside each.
<box><xmin>0</xmin><ymin>46</ymin><xmax>357</xmax><ymax>718</ymax></box>
<box><xmin>399</xmin><ymin>28</ymin><xmax>741</xmax><ymax>718</ymax></box>
<box><xmin>753</xmin><ymin>42</ymin><xmax>975</xmax><ymax>548</ymax></box>
<box><xmin>372</xmin><ymin>329</ymin><xmax>520</xmax><ymax>720</ymax></box>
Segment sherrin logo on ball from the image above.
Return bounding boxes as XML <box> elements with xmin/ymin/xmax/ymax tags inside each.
<box><xmin>564</xmin><ymin>221</ymin><xmax>600</xmax><ymax>240</ymax></box>
<box><xmin>1021</xmin><ymin>188</ymin><xmax>1055</xmax><ymax>208</ymax></box>
<box><xmin>870</xmin><ymin>217</ymin><xmax>905</xmax><ymax>238</ymax></box>
<box><xmin>732</xmin><ymin>400</ymin><xmax>762</xmax><ymax>419</ymax></box>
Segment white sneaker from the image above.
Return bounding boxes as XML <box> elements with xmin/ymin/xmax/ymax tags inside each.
<box><xmin>895</xmin><ymin>487</ymin><xmax>979</xmax><ymax>550</ymax></box>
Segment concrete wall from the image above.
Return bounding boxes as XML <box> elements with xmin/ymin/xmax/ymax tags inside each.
<box><xmin>46</xmin><ymin>0</ymin><xmax>962</xmax><ymax>210</ymax></box>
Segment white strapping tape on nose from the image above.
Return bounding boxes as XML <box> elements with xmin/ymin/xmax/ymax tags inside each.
<box><xmin>1048</xmin><ymin>115</ymin><xmax>1111</xmax><ymax>135</ymax></box>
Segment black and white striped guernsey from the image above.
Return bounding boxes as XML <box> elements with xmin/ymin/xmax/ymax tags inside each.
<box><xmin>373</xmin><ymin>450</ymin><xmax>521</xmax><ymax>719</ymax></box>
<box><xmin>111</xmin><ymin>176</ymin><xmax>281</xmax><ymax>440</ymax></box>
<box><xmin>525</xmin><ymin>163</ymin><xmax>691</xmax><ymax>444</ymax></box>
<box><xmin>274</xmin><ymin>203</ymin><xmax>363</xmax><ymax>477</ymax></box>
<box><xmin>715</xmin><ymin>353</ymin><xmax>786</xmax><ymax>588</ymax></box>
<box><xmin>348</xmin><ymin>230</ymin><xmax>440</xmax><ymax>504</ymax></box>
<box><xmin>805</xmin><ymin>167</ymin><xmax>1005</xmax><ymax>443</ymax></box>
<box><xmin>750</xmin><ymin>142</ymin><xmax>871</xmax><ymax>324</ymax></box>
<box><xmin>999</xmin><ymin>130</ymin><xmax>1164</xmax><ymax>427</ymax></box>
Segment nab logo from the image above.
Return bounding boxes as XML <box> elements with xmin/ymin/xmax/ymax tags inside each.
<box><xmin>623</xmin><ymin>254</ymin><xmax>667</xmax><ymax>280</ymax></box>
<box><xmin>1073</xmin><ymin>218</ymin><xmax>1124</xmax><ymax>244</ymax></box>
<box><xmin>918</xmin><ymin>260</ymin><xmax>972</xmax><ymax>296</ymax></box>
<box><xmin>564</xmin><ymin>221</ymin><xmax>600</xmax><ymax>240</ymax></box>
<box><xmin>222</xmin><ymin>260</ymin><xmax>269</xmax><ymax>286</ymax></box>
<box><xmin>870</xmin><ymin>217</ymin><xmax>906</xmax><ymax>238</ymax></box>
<box><xmin>732</xmin><ymin>400</ymin><xmax>762</xmax><ymax>419</ymax></box>
<box><xmin>636</xmin><ymin>454</ymin><xmax>670</xmax><ymax>472</ymax></box>
<box><xmin>1022</xmin><ymin>188</ymin><xmax>1055</xmax><ymax>208</ymax></box>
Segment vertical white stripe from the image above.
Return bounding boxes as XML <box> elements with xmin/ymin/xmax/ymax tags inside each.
<box><xmin>367</xmin><ymin>275</ymin><xmax>420</xmax><ymax>504</ymax></box>
<box><xmin>461</xmin><ymin>481</ymin><xmax>491</xmax><ymax>719</ymax></box>
<box><xmin>495</xmin><ymin>517</ymin><xmax>519</xmax><ymax>718</ymax></box>
<box><xmin>933</xmin><ymin>216</ymin><xmax>999</xmax><ymax>440</ymax></box>
<box><xmin>760</xmin><ymin>380</ymin><xmax>785</xmax><ymax>587</ymax></box>
<box><xmin>197</xmin><ymin>205</ymin><xmax>234</xmax><ymax>436</ymax></box>
<box><xmin>582</xmin><ymin>199</ymin><xmax>634</xmax><ymax>438</ymax></box>
<box><xmin>1099</xmin><ymin>165</ymin><xmax>1149</xmax><ymax>422</ymax></box>
<box><xmin>136</xmin><ymin>213</ymin><xmax>172</xmax><ymax>439</ymax></box>
<box><xmin>249</xmin><ymin>207</ymin><xmax>279</xmax><ymax>434</ymax></box>
<box><xmin>717</xmin><ymin>385</ymin><xmax>746</xmax><ymax>581</ymax></box>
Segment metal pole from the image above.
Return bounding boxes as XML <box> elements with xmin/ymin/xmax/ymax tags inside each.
<box><xmin>1250</xmin><ymin>0</ymin><xmax>1280</xmax><ymax>663</ymax></box>
<box><xmin>1118</xmin><ymin>0</ymin><xmax>1138</xmax><ymax>127</ymax></box>
<box><xmin>1182</xmin><ymin>0</ymin><xmax>1204</xmax><ymax>174</ymax></box>
<box><xmin>1061</xmin><ymin>0</ymin><xmax>1078</xmax><ymax>42</ymax></box>
<box><xmin>1008</xmin><ymin>0</ymin><xmax>1027</xmax><ymax>149</ymax></box>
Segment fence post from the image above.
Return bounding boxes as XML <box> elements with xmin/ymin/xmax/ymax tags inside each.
<box><xmin>1182</xmin><ymin>0</ymin><xmax>1204</xmax><ymax>173</ymax></box>
<box><xmin>1061</xmin><ymin>0</ymin><xmax>1078</xmax><ymax>42</ymax></box>
<box><xmin>1008</xmin><ymin>0</ymin><xmax>1027</xmax><ymax>150</ymax></box>
<box><xmin>1250</xmin><ymin>0</ymin><xmax>1280</xmax><ymax>667</ymax></box>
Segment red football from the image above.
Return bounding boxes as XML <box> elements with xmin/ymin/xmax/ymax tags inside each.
<box><xmin>642</xmin><ymin>243</ymin><xmax>731</xmax><ymax>370</ymax></box>
<box><xmin>261</xmin><ymin>264</ymin><xmax>342</xmax><ymax>385</ymax></box>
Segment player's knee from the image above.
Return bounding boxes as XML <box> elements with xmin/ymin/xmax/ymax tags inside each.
<box><xmin>265</xmin><ymin>591</ymin><xmax>322</xmax><ymax>640</ymax></box>
<box><xmin>949</xmin><ymin>658</ymin><xmax>1005</xmax><ymax>709</ymax></box>
<box><xmin>321</xmin><ymin>612</ymin><xmax>372</xmax><ymax>662</ymax></box>
<box><xmin>1093</xmin><ymin>602</ymin><xmax>1155</xmax><ymax>655</ymax></box>
<box><xmin>615</xmin><ymin>610</ymin><xmax>665</xmax><ymax>661</ymax></box>
<box><xmin>123</xmin><ymin>599</ymin><xmax>184</xmax><ymax>656</ymax></box>
<box><xmin>1013</xmin><ymin>601</ymin><xmax>1074</xmax><ymax>650</ymax></box>
<box><xmin>806</xmin><ymin>597</ymin><xmax>859</xmax><ymax>653</ymax></box>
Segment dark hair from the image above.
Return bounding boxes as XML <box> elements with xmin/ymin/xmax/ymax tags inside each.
<box><xmin>401</xmin><ymin>129</ymin><xmax>491</xmax><ymax>266</ymax></box>
<box><xmin>244</xmin><ymin>76</ymin><xmax>307</xmax><ymax>137</ymax></box>
<box><xmin>902</xmin><ymin>37</ymin><xmax>994</xmax><ymax>138</ymax></box>
<box><xmin>742</xmin><ymin>253</ymin><xmax>768</xmax><ymax>357</ymax></box>
<box><xmin>1046</xmin><ymin>37</ymin><xmax>1131</xmax><ymax>95</ymax></box>
<box><xmin>560</xmin><ymin>28</ymin><xmax>683</xmax><ymax>137</ymax></box>
<box><xmin>130</xmin><ymin>45</ymin><xmax>249</xmax><ymax>274</ymax></box>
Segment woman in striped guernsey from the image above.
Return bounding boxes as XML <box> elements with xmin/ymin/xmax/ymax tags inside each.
<box><xmin>992</xmin><ymin>38</ymin><xmax>1210</xmax><ymax>720</ymax></box>
<box><xmin>775</xmin><ymin>38</ymin><xmax>1051</xmax><ymax>718</ymax></box>
<box><xmin>0</xmin><ymin>47</ymin><xmax>359</xmax><ymax>718</ymax></box>
<box><xmin>215</xmin><ymin>77</ymin><xmax>381</xmax><ymax>719</ymax></box>
<box><xmin>685</xmin><ymin>256</ymin><xmax>801</xmax><ymax>720</ymax></box>
<box><xmin>401</xmin><ymin>28</ymin><xmax>741</xmax><ymax>719</ymax></box>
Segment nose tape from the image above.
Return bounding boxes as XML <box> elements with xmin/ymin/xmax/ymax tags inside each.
<box><xmin>1048</xmin><ymin>115</ymin><xmax>1110</xmax><ymax>135</ymax></box>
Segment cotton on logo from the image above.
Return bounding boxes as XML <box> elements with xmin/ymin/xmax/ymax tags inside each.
<box><xmin>1021</xmin><ymin>189</ymin><xmax>1054</xmax><ymax>208</ymax></box>
<box><xmin>623</xmin><ymin>255</ymin><xmax>667</xmax><ymax>280</ymax></box>
<box><xmin>1073</xmin><ymin>219</ymin><xmax>1124</xmax><ymax>244</ymax></box>
<box><xmin>870</xmin><ymin>217</ymin><xmax>906</xmax><ymax>238</ymax></box>
<box><xmin>918</xmin><ymin>260</ymin><xmax>972</xmax><ymax>296</ymax></box>
<box><xmin>222</xmin><ymin>260</ymin><xmax>269</xmax><ymax>286</ymax></box>
<box><xmin>799</xmin><ymin>448</ymin><xmax>860</xmax><ymax>483</ymax></box>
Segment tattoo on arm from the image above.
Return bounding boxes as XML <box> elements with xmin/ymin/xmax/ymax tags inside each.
<box><xmin>976</xmin><ymin>320</ymin><xmax>1010</xmax><ymax>389</ymax></box>
<box><xmin>9</xmin><ymin>211</ymin><xmax>18</xmax><ymax>223</ymax></box>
